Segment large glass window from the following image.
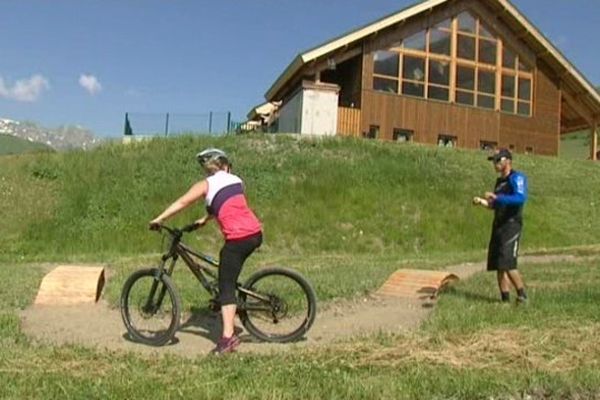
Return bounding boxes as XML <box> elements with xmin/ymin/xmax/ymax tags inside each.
<box><xmin>501</xmin><ymin>75</ymin><xmax>515</xmax><ymax>97</ymax></box>
<box><xmin>456</xmin><ymin>91</ymin><xmax>474</xmax><ymax>106</ymax></box>
<box><xmin>478</xmin><ymin>70</ymin><xmax>495</xmax><ymax>94</ymax></box>
<box><xmin>502</xmin><ymin>44</ymin><xmax>533</xmax><ymax>116</ymax></box>
<box><xmin>501</xmin><ymin>98</ymin><xmax>515</xmax><ymax>113</ymax></box>
<box><xmin>478</xmin><ymin>39</ymin><xmax>497</xmax><ymax>65</ymax></box>
<box><xmin>457</xmin><ymin>12</ymin><xmax>476</xmax><ymax>34</ymax></box>
<box><xmin>457</xmin><ymin>66</ymin><xmax>475</xmax><ymax>90</ymax></box>
<box><xmin>402</xmin><ymin>55</ymin><xmax>426</xmax><ymax>98</ymax></box>
<box><xmin>503</xmin><ymin>47</ymin><xmax>516</xmax><ymax>69</ymax></box>
<box><xmin>404</xmin><ymin>30</ymin><xmax>426</xmax><ymax>51</ymax></box>
<box><xmin>370</xmin><ymin>10</ymin><xmax>534</xmax><ymax>116</ymax></box>
<box><xmin>518</xmin><ymin>78</ymin><xmax>531</xmax><ymax>100</ymax></box>
<box><xmin>429</xmin><ymin>21</ymin><xmax>451</xmax><ymax>55</ymax></box>
<box><xmin>428</xmin><ymin>59</ymin><xmax>450</xmax><ymax>101</ymax></box>
<box><xmin>458</xmin><ymin>35</ymin><xmax>476</xmax><ymax>60</ymax></box>
<box><xmin>373</xmin><ymin>77</ymin><xmax>398</xmax><ymax>93</ymax></box>
<box><xmin>403</xmin><ymin>56</ymin><xmax>426</xmax><ymax>82</ymax></box>
<box><xmin>429</xmin><ymin>60</ymin><xmax>449</xmax><ymax>85</ymax></box>
<box><xmin>428</xmin><ymin>86</ymin><xmax>449</xmax><ymax>101</ymax></box>
<box><xmin>519</xmin><ymin>60</ymin><xmax>532</xmax><ymax>73</ymax></box>
<box><xmin>479</xmin><ymin>22</ymin><xmax>495</xmax><ymax>39</ymax></box>
<box><xmin>402</xmin><ymin>81</ymin><xmax>425</xmax><ymax>98</ymax></box>
<box><xmin>374</xmin><ymin>51</ymin><xmax>399</xmax><ymax>77</ymax></box>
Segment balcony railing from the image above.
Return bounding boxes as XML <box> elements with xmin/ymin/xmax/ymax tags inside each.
<box><xmin>337</xmin><ymin>107</ymin><xmax>361</xmax><ymax>137</ymax></box>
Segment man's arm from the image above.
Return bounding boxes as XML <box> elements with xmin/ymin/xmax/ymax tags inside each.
<box><xmin>494</xmin><ymin>173</ymin><xmax>528</xmax><ymax>206</ymax></box>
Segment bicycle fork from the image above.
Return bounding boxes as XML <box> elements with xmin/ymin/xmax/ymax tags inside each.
<box><xmin>143</xmin><ymin>258</ymin><xmax>176</xmax><ymax>314</ymax></box>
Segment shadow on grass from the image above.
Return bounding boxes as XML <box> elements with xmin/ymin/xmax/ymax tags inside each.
<box><xmin>444</xmin><ymin>287</ymin><xmax>499</xmax><ymax>304</ymax></box>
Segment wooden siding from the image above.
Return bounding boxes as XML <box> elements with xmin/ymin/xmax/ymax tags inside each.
<box><xmin>360</xmin><ymin>73</ymin><xmax>560</xmax><ymax>155</ymax></box>
<box><xmin>337</xmin><ymin>107</ymin><xmax>362</xmax><ymax>137</ymax></box>
<box><xmin>357</xmin><ymin>0</ymin><xmax>561</xmax><ymax>155</ymax></box>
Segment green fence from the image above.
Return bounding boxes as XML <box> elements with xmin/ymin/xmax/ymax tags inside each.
<box><xmin>124</xmin><ymin>112</ymin><xmax>244</xmax><ymax>136</ymax></box>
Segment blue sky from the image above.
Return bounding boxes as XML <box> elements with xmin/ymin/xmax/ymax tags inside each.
<box><xmin>0</xmin><ymin>1</ymin><xmax>598</xmax><ymax>137</ymax></box>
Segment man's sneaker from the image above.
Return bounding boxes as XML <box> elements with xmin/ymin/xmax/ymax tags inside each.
<box><xmin>211</xmin><ymin>335</ymin><xmax>240</xmax><ymax>355</ymax></box>
<box><xmin>516</xmin><ymin>295</ymin><xmax>528</xmax><ymax>305</ymax></box>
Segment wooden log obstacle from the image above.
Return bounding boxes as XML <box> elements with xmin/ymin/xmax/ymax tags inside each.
<box><xmin>376</xmin><ymin>269</ymin><xmax>459</xmax><ymax>299</ymax></box>
<box><xmin>34</xmin><ymin>265</ymin><xmax>106</xmax><ymax>306</ymax></box>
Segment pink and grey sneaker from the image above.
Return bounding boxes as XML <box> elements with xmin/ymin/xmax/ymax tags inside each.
<box><xmin>211</xmin><ymin>335</ymin><xmax>241</xmax><ymax>355</ymax></box>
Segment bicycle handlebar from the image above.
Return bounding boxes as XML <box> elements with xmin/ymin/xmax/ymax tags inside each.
<box><xmin>151</xmin><ymin>222</ymin><xmax>201</xmax><ymax>237</ymax></box>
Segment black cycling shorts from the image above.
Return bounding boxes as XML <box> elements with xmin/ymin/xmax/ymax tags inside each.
<box><xmin>487</xmin><ymin>222</ymin><xmax>521</xmax><ymax>271</ymax></box>
<box><xmin>218</xmin><ymin>232</ymin><xmax>262</xmax><ymax>306</ymax></box>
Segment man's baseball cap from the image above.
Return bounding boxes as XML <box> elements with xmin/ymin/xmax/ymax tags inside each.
<box><xmin>488</xmin><ymin>148</ymin><xmax>512</xmax><ymax>162</ymax></box>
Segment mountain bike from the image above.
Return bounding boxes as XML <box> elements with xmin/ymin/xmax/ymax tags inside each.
<box><xmin>120</xmin><ymin>224</ymin><xmax>317</xmax><ymax>346</ymax></box>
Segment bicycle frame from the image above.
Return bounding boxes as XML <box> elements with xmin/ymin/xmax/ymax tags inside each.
<box><xmin>156</xmin><ymin>226</ymin><xmax>220</xmax><ymax>299</ymax></box>
<box><xmin>157</xmin><ymin>226</ymin><xmax>272</xmax><ymax>310</ymax></box>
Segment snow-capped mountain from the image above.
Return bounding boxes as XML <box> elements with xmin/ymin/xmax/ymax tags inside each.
<box><xmin>0</xmin><ymin>118</ymin><xmax>99</xmax><ymax>150</ymax></box>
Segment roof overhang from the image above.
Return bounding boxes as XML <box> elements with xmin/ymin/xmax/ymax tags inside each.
<box><xmin>246</xmin><ymin>101</ymin><xmax>281</xmax><ymax>121</ymax></box>
<box><xmin>264</xmin><ymin>0</ymin><xmax>600</xmax><ymax>128</ymax></box>
<box><xmin>265</xmin><ymin>0</ymin><xmax>448</xmax><ymax>101</ymax></box>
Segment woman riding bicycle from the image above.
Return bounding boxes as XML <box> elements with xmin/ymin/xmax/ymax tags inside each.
<box><xmin>149</xmin><ymin>148</ymin><xmax>262</xmax><ymax>354</ymax></box>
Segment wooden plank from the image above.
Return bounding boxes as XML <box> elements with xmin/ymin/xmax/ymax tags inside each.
<box><xmin>592</xmin><ymin>123</ymin><xmax>598</xmax><ymax>161</ymax></box>
<box><xmin>338</xmin><ymin>107</ymin><xmax>362</xmax><ymax>136</ymax></box>
<box><xmin>376</xmin><ymin>269</ymin><xmax>459</xmax><ymax>299</ymax></box>
<box><xmin>34</xmin><ymin>265</ymin><xmax>106</xmax><ymax>306</ymax></box>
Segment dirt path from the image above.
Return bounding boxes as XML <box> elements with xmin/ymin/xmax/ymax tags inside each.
<box><xmin>19</xmin><ymin>254</ymin><xmax>582</xmax><ymax>357</ymax></box>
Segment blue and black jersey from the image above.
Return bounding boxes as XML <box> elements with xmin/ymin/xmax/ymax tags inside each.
<box><xmin>492</xmin><ymin>170</ymin><xmax>528</xmax><ymax>227</ymax></box>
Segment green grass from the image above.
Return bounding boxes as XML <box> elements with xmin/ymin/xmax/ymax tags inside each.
<box><xmin>2</xmin><ymin>258</ymin><xmax>600</xmax><ymax>398</ymax></box>
<box><xmin>0</xmin><ymin>134</ymin><xmax>53</xmax><ymax>156</ymax></box>
<box><xmin>560</xmin><ymin>131</ymin><xmax>591</xmax><ymax>160</ymax></box>
<box><xmin>425</xmin><ymin>260</ymin><xmax>600</xmax><ymax>335</ymax></box>
<box><xmin>2</xmin><ymin>134</ymin><xmax>600</xmax><ymax>397</ymax></box>
<box><xmin>1</xmin><ymin>134</ymin><xmax>599</xmax><ymax>264</ymax></box>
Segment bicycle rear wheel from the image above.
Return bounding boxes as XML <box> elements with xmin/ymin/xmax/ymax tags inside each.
<box><xmin>238</xmin><ymin>267</ymin><xmax>317</xmax><ymax>343</ymax></box>
<box><xmin>120</xmin><ymin>268</ymin><xmax>181</xmax><ymax>346</ymax></box>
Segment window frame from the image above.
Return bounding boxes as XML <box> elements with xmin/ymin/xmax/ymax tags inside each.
<box><xmin>393</xmin><ymin>128</ymin><xmax>415</xmax><ymax>142</ymax></box>
<box><xmin>370</xmin><ymin>9</ymin><xmax>534</xmax><ymax>116</ymax></box>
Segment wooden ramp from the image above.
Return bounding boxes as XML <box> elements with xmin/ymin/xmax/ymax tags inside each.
<box><xmin>34</xmin><ymin>265</ymin><xmax>106</xmax><ymax>306</ymax></box>
<box><xmin>376</xmin><ymin>269</ymin><xmax>459</xmax><ymax>299</ymax></box>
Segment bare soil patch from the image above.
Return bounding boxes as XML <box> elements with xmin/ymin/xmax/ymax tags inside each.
<box><xmin>19</xmin><ymin>254</ymin><xmax>582</xmax><ymax>357</ymax></box>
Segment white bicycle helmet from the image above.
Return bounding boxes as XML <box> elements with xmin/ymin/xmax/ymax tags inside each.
<box><xmin>195</xmin><ymin>148</ymin><xmax>229</xmax><ymax>166</ymax></box>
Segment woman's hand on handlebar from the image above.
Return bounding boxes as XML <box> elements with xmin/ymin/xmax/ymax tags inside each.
<box><xmin>182</xmin><ymin>216</ymin><xmax>211</xmax><ymax>232</ymax></box>
<box><xmin>194</xmin><ymin>215</ymin><xmax>212</xmax><ymax>228</ymax></box>
<box><xmin>149</xmin><ymin>218</ymin><xmax>164</xmax><ymax>231</ymax></box>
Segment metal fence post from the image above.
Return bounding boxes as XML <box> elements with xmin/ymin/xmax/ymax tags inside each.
<box><xmin>165</xmin><ymin>113</ymin><xmax>170</xmax><ymax>137</ymax></box>
<box><xmin>208</xmin><ymin>112</ymin><xmax>213</xmax><ymax>134</ymax></box>
<box><xmin>123</xmin><ymin>112</ymin><xmax>132</xmax><ymax>136</ymax></box>
<box><xmin>226</xmin><ymin>111</ymin><xmax>231</xmax><ymax>134</ymax></box>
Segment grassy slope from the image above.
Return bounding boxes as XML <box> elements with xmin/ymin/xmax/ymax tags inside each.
<box><xmin>560</xmin><ymin>131</ymin><xmax>591</xmax><ymax>160</ymax></box>
<box><xmin>1</xmin><ymin>134</ymin><xmax>599</xmax><ymax>264</ymax></box>
<box><xmin>0</xmin><ymin>134</ymin><xmax>53</xmax><ymax>156</ymax></box>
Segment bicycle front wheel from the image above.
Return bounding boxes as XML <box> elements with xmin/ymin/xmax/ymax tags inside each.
<box><xmin>239</xmin><ymin>267</ymin><xmax>317</xmax><ymax>343</ymax></box>
<box><xmin>120</xmin><ymin>268</ymin><xmax>181</xmax><ymax>346</ymax></box>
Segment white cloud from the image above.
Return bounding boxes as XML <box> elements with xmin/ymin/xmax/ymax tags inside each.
<box><xmin>79</xmin><ymin>74</ymin><xmax>102</xmax><ymax>95</ymax></box>
<box><xmin>0</xmin><ymin>74</ymin><xmax>50</xmax><ymax>102</ymax></box>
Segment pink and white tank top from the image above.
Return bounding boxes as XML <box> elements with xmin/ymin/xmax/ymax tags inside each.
<box><xmin>205</xmin><ymin>171</ymin><xmax>262</xmax><ymax>240</ymax></box>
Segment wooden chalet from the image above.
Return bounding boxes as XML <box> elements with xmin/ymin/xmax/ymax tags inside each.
<box><xmin>263</xmin><ymin>0</ymin><xmax>600</xmax><ymax>158</ymax></box>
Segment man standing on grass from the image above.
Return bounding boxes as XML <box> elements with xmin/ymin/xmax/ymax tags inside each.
<box><xmin>476</xmin><ymin>148</ymin><xmax>529</xmax><ymax>304</ymax></box>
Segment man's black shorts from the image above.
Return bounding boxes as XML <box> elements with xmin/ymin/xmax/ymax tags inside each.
<box><xmin>487</xmin><ymin>222</ymin><xmax>521</xmax><ymax>271</ymax></box>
